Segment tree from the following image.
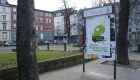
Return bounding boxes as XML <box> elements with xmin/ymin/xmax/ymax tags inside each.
<box><xmin>91</xmin><ymin>0</ymin><xmax>114</xmax><ymax>7</ymax></box>
<box><xmin>62</xmin><ymin>0</ymin><xmax>75</xmax><ymax>43</ymax></box>
<box><xmin>129</xmin><ymin>0</ymin><xmax>140</xmax><ymax>52</ymax></box>
<box><xmin>117</xmin><ymin>0</ymin><xmax>130</xmax><ymax>65</ymax></box>
<box><xmin>16</xmin><ymin>0</ymin><xmax>39</xmax><ymax>80</ymax></box>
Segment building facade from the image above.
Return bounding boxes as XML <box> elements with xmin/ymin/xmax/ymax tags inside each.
<box><xmin>34</xmin><ymin>10</ymin><xmax>54</xmax><ymax>43</ymax></box>
<box><xmin>53</xmin><ymin>9</ymin><xmax>79</xmax><ymax>43</ymax></box>
<box><xmin>129</xmin><ymin>1</ymin><xmax>140</xmax><ymax>51</ymax></box>
<box><xmin>54</xmin><ymin>10</ymin><xmax>65</xmax><ymax>41</ymax></box>
<box><xmin>69</xmin><ymin>14</ymin><xmax>78</xmax><ymax>43</ymax></box>
<box><xmin>10</xmin><ymin>4</ymin><xmax>16</xmax><ymax>42</ymax></box>
<box><xmin>76</xmin><ymin>9</ymin><xmax>85</xmax><ymax>44</ymax></box>
<box><xmin>54</xmin><ymin>16</ymin><xmax>65</xmax><ymax>41</ymax></box>
<box><xmin>10</xmin><ymin>5</ymin><xmax>54</xmax><ymax>43</ymax></box>
<box><xmin>0</xmin><ymin>0</ymin><xmax>11</xmax><ymax>42</ymax></box>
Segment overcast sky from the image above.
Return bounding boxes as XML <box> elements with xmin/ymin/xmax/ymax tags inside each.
<box><xmin>8</xmin><ymin>0</ymin><xmax>94</xmax><ymax>11</ymax></box>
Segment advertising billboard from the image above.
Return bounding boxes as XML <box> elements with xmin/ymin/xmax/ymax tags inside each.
<box><xmin>85</xmin><ymin>15</ymin><xmax>110</xmax><ymax>57</ymax></box>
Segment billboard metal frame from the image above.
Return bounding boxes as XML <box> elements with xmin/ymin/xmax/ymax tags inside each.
<box><xmin>82</xmin><ymin>1</ymin><xmax>117</xmax><ymax>79</ymax></box>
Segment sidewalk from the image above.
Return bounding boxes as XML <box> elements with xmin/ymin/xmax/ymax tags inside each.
<box><xmin>39</xmin><ymin>52</ymin><xmax>140</xmax><ymax>80</ymax></box>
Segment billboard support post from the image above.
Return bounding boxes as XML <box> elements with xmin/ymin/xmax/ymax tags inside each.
<box><xmin>113</xmin><ymin>0</ymin><xmax>117</xmax><ymax>79</ymax></box>
<box><xmin>114</xmin><ymin>60</ymin><xmax>116</xmax><ymax>79</ymax></box>
<box><xmin>82</xmin><ymin>11</ymin><xmax>86</xmax><ymax>73</ymax></box>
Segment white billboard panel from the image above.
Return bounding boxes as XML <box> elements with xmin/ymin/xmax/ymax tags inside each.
<box><xmin>85</xmin><ymin>15</ymin><xmax>110</xmax><ymax>56</ymax></box>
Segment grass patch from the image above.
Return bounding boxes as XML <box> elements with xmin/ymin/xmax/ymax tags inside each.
<box><xmin>0</xmin><ymin>50</ymin><xmax>82</xmax><ymax>69</ymax></box>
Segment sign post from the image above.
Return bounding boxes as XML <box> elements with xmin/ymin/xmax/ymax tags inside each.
<box><xmin>113</xmin><ymin>0</ymin><xmax>117</xmax><ymax>79</ymax></box>
<box><xmin>82</xmin><ymin>11</ymin><xmax>86</xmax><ymax>72</ymax></box>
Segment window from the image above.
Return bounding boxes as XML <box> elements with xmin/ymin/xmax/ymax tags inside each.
<box><xmin>40</xmin><ymin>33</ymin><xmax>44</xmax><ymax>39</ymax></box>
<box><xmin>13</xmin><ymin>24</ymin><xmax>16</xmax><ymax>29</ymax></box>
<box><xmin>2</xmin><ymin>23</ymin><xmax>7</xmax><ymax>30</ymax></box>
<box><xmin>46</xmin><ymin>19</ymin><xmax>49</xmax><ymax>23</ymax></box>
<box><xmin>57</xmin><ymin>13</ymin><xmax>61</xmax><ymax>16</ymax></box>
<box><xmin>2</xmin><ymin>15</ymin><xmax>6</xmax><ymax>21</ymax></box>
<box><xmin>73</xmin><ymin>27</ymin><xmax>77</xmax><ymax>30</ymax></box>
<box><xmin>40</xmin><ymin>26</ymin><xmax>43</xmax><ymax>31</ymax></box>
<box><xmin>36</xmin><ymin>26</ymin><xmax>38</xmax><ymax>30</ymax></box>
<box><xmin>2</xmin><ymin>32</ymin><xmax>7</xmax><ymax>39</ymax></box>
<box><xmin>46</xmin><ymin>13</ymin><xmax>49</xmax><ymax>16</ymax></box>
<box><xmin>13</xmin><ymin>34</ymin><xmax>16</xmax><ymax>39</ymax></box>
<box><xmin>3</xmin><ymin>7</ymin><xmax>6</xmax><ymax>13</ymax></box>
<box><xmin>129</xmin><ymin>28</ymin><xmax>131</xmax><ymax>32</ymax></box>
<box><xmin>57</xmin><ymin>33</ymin><xmax>61</xmax><ymax>36</ymax></box>
<box><xmin>49</xmin><ymin>19</ymin><xmax>52</xmax><ymax>23</ymax></box>
<box><xmin>41</xmin><ymin>12</ymin><xmax>44</xmax><ymax>16</ymax></box>
<box><xmin>36</xmin><ymin>17</ymin><xmax>38</xmax><ymax>22</ymax></box>
<box><xmin>40</xmin><ymin>18</ymin><xmax>43</xmax><ymax>22</ymax></box>
<box><xmin>48</xmin><ymin>13</ymin><xmax>50</xmax><ymax>17</ymax></box>
<box><xmin>13</xmin><ymin>7</ymin><xmax>16</xmax><ymax>12</ymax></box>
<box><xmin>57</xmin><ymin>26</ymin><xmax>60</xmax><ymax>28</ymax></box>
<box><xmin>13</xmin><ymin>15</ymin><xmax>16</xmax><ymax>20</ymax></box>
<box><xmin>39</xmin><ymin>12</ymin><xmax>42</xmax><ymax>16</ymax></box>
<box><xmin>57</xmin><ymin>29</ymin><xmax>60</xmax><ymax>32</ymax></box>
<box><xmin>49</xmin><ymin>13</ymin><xmax>51</xmax><ymax>17</ymax></box>
<box><xmin>57</xmin><ymin>22</ymin><xmax>60</xmax><ymax>24</ymax></box>
<box><xmin>36</xmin><ymin>34</ymin><xmax>39</xmax><ymax>38</ymax></box>
<box><xmin>46</xmin><ymin>33</ymin><xmax>49</xmax><ymax>36</ymax></box>
<box><xmin>35</xmin><ymin>11</ymin><xmax>38</xmax><ymax>15</ymax></box>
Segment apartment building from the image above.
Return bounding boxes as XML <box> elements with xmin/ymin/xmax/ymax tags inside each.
<box><xmin>53</xmin><ymin>9</ymin><xmax>79</xmax><ymax>43</ymax></box>
<box><xmin>0</xmin><ymin>0</ymin><xmax>11</xmax><ymax>42</ymax></box>
<box><xmin>54</xmin><ymin>16</ymin><xmax>65</xmax><ymax>41</ymax></box>
<box><xmin>34</xmin><ymin>9</ymin><xmax>54</xmax><ymax>43</ymax></box>
<box><xmin>53</xmin><ymin>10</ymin><xmax>65</xmax><ymax>41</ymax></box>
<box><xmin>10</xmin><ymin>5</ymin><xmax>55</xmax><ymax>43</ymax></box>
<box><xmin>129</xmin><ymin>1</ymin><xmax>140</xmax><ymax>51</ymax></box>
<box><xmin>10</xmin><ymin>4</ymin><xmax>16</xmax><ymax>42</ymax></box>
<box><xmin>69</xmin><ymin>14</ymin><xmax>78</xmax><ymax>42</ymax></box>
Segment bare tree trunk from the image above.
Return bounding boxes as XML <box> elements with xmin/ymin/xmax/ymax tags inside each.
<box><xmin>117</xmin><ymin>0</ymin><xmax>130</xmax><ymax>65</ymax></box>
<box><xmin>67</xmin><ymin>15</ymin><xmax>71</xmax><ymax>43</ymax></box>
<box><xmin>138</xmin><ymin>46</ymin><xmax>140</xmax><ymax>52</ymax></box>
<box><xmin>16</xmin><ymin>0</ymin><xmax>39</xmax><ymax>80</ymax></box>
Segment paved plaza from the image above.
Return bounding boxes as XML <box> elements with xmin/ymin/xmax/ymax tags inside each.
<box><xmin>39</xmin><ymin>52</ymin><xmax>140</xmax><ymax>80</ymax></box>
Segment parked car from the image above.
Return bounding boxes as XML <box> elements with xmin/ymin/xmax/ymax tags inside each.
<box><xmin>11</xmin><ymin>42</ymin><xmax>16</xmax><ymax>46</ymax></box>
<box><xmin>4</xmin><ymin>41</ymin><xmax>16</xmax><ymax>46</ymax></box>
<box><xmin>0</xmin><ymin>41</ymin><xmax>5</xmax><ymax>46</ymax></box>
<box><xmin>4</xmin><ymin>41</ymin><xmax>11</xmax><ymax>46</ymax></box>
<box><xmin>44</xmin><ymin>41</ymin><xmax>51</xmax><ymax>44</ymax></box>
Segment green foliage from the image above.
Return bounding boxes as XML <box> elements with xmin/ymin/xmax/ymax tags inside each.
<box><xmin>0</xmin><ymin>50</ymin><xmax>81</xmax><ymax>69</ymax></box>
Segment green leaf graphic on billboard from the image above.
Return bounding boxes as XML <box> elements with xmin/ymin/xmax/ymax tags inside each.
<box><xmin>92</xmin><ymin>22</ymin><xmax>106</xmax><ymax>42</ymax></box>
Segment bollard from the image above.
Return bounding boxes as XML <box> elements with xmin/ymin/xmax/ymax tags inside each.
<box><xmin>47</xmin><ymin>42</ymin><xmax>49</xmax><ymax>50</ymax></box>
<box><xmin>64</xmin><ymin>42</ymin><xmax>66</xmax><ymax>51</ymax></box>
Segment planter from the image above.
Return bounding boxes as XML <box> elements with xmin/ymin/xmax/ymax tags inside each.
<box><xmin>0</xmin><ymin>54</ymin><xmax>83</xmax><ymax>80</ymax></box>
